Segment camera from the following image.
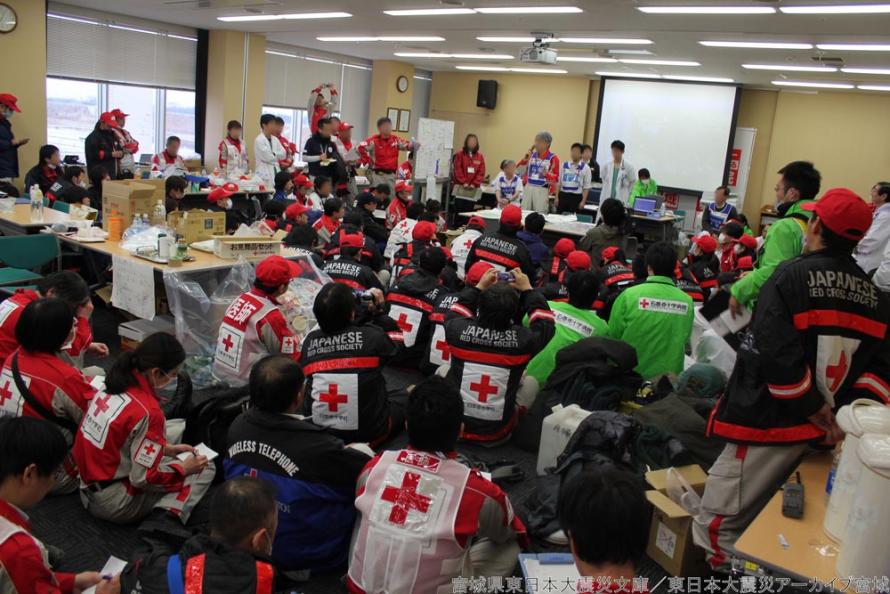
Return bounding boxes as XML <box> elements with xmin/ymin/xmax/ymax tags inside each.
<box><xmin>497</xmin><ymin>272</ymin><xmax>515</xmax><ymax>283</ymax></box>
<box><xmin>353</xmin><ymin>289</ymin><xmax>374</xmax><ymax>302</ymax></box>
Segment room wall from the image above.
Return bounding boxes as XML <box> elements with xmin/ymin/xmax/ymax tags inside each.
<box><xmin>0</xmin><ymin>0</ymin><xmax>47</xmax><ymax>187</ymax></box>
<box><xmin>368</xmin><ymin>61</ymin><xmax>414</xmax><ymax>136</ymax></box>
<box><xmin>429</xmin><ymin>71</ymin><xmax>592</xmax><ymax>171</ymax></box>
<box><xmin>735</xmin><ymin>89</ymin><xmax>778</xmax><ymax>226</ymax></box>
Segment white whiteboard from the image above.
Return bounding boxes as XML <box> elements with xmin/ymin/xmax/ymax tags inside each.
<box><xmin>596</xmin><ymin>79</ymin><xmax>738</xmax><ymax>192</ymax></box>
<box><xmin>728</xmin><ymin>127</ymin><xmax>756</xmax><ymax>212</ymax></box>
<box><xmin>415</xmin><ymin>117</ymin><xmax>455</xmax><ymax>179</ymax></box>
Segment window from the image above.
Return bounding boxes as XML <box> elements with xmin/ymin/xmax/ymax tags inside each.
<box><xmin>261</xmin><ymin>106</ymin><xmax>310</xmax><ymax>162</ymax></box>
<box><xmin>46</xmin><ymin>78</ymin><xmax>100</xmax><ymax>159</ymax></box>
<box><xmin>108</xmin><ymin>84</ymin><xmax>158</xmax><ymax>158</ymax></box>
<box><xmin>165</xmin><ymin>90</ymin><xmax>196</xmax><ymax>155</ymax></box>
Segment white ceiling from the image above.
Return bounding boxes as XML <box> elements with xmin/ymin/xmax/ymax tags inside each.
<box><xmin>65</xmin><ymin>0</ymin><xmax>890</xmax><ymax>89</ymax></box>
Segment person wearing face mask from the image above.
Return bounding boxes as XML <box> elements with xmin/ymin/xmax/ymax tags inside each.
<box><xmin>0</xmin><ymin>299</ymin><xmax>98</xmax><ymax>495</ymax></box>
<box><xmin>208</xmin><ymin>185</ymin><xmax>250</xmax><ymax>233</ymax></box>
<box><xmin>85</xmin><ymin>112</ymin><xmax>123</xmax><ymax>179</ymax></box>
<box><xmin>729</xmin><ymin>161</ymin><xmax>821</xmax><ymax>317</ymax></box>
<box><xmin>627</xmin><ymin>168</ymin><xmax>658</xmax><ymax>209</ymax></box>
<box><xmin>717</xmin><ymin>222</ymin><xmax>744</xmax><ymax>273</ymax></box>
<box><xmin>120</xmin><ymin>476</ymin><xmax>280</xmax><ymax>593</ymax></box>
<box><xmin>73</xmin><ymin>333</ymin><xmax>215</xmax><ymax>525</ymax></box>
<box><xmin>701</xmin><ymin>185</ymin><xmax>738</xmax><ymax>234</ymax></box>
<box><xmin>24</xmin><ymin>144</ymin><xmax>64</xmax><ymax>196</ymax></box>
<box><xmin>110</xmin><ymin>109</ymin><xmax>139</xmax><ymax>178</ymax></box>
<box><xmin>0</xmin><ymin>94</ymin><xmax>27</xmax><ymax>185</ymax></box>
<box><xmin>46</xmin><ymin>165</ymin><xmax>88</xmax><ymax>205</ymax></box>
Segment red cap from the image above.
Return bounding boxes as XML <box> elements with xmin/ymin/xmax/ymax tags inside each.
<box><xmin>801</xmin><ymin>188</ymin><xmax>872</xmax><ymax>241</ymax></box>
<box><xmin>467</xmin><ymin>216</ymin><xmax>486</xmax><ymax>230</ymax></box>
<box><xmin>338</xmin><ymin>121</ymin><xmax>354</xmax><ymax>132</ymax></box>
<box><xmin>222</xmin><ymin>182</ymin><xmax>239</xmax><ymax>192</ymax></box>
<box><xmin>256</xmin><ymin>255</ymin><xmax>301</xmax><ymax>287</ymax></box>
<box><xmin>601</xmin><ymin>246</ymin><xmax>621</xmax><ymax>263</ymax></box>
<box><xmin>292</xmin><ymin>174</ymin><xmax>312</xmax><ymax>189</ymax></box>
<box><xmin>566</xmin><ymin>250</ymin><xmax>592</xmax><ymax>271</ymax></box>
<box><xmin>111</xmin><ymin>108</ymin><xmax>130</xmax><ymax>119</ymax></box>
<box><xmin>466</xmin><ymin>261</ymin><xmax>494</xmax><ymax>286</ymax></box>
<box><xmin>395</xmin><ymin>180</ymin><xmax>414</xmax><ymax>194</ymax></box>
<box><xmin>285</xmin><ymin>202</ymin><xmax>309</xmax><ymax>219</ymax></box>
<box><xmin>738</xmin><ymin>234</ymin><xmax>757</xmax><ymax>250</ymax></box>
<box><xmin>0</xmin><ymin>94</ymin><xmax>21</xmax><ymax>113</ymax></box>
<box><xmin>737</xmin><ymin>256</ymin><xmax>754</xmax><ymax>270</ymax></box>
<box><xmin>99</xmin><ymin>112</ymin><xmax>119</xmax><ymax>127</ymax></box>
<box><xmin>554</xmin><ymin>238</ymin><xmax>576</xmax><ymax>258</ymax></box>
<box><xmin>500</xmin><ymin>204</ymin><xmax>522</xmax><ymax>227</ymax></box>
<box><xmin>340</xmin><ymin>232</ymin><xmax>365</xmax><ymax>249</ymax></box>
<box><xmin>440</xmin><ymin>246</ymin><xmax>453</xmax><ymax>261</ymax></box>
<box><xmin>208</xmin><ymin>187</ymin><xmax>235</xmax><ymax>203</ymax></box>
<box><xmin>412</xmin><ymin>220</ymin><xmax>437</xmax><ymax>241</ymax></box>
<box><xmin>691</xmin><ymin>234</ymin><xmax>718</xmax><ymax>254</ymax></box>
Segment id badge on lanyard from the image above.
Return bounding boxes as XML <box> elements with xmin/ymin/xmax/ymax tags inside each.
<box><xmin>529</xmin><ymin>159</ymin><xmax>543</xmax><ymax>181</ymax></box>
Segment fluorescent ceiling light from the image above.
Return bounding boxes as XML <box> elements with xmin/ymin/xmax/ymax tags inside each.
<box><xmin>219</xmin><ymin>12</ymin><xmax>350</xmax><ymax>22</ymax></box>
<box><xmin>560</xmin><ymin>37</ymin><xmax>653</xmax><ymax>45</ymax></box>
<box><xmin>384</xmin><ymin>8</ymin><xmax>475</xmax><ymax>16</ymax></box>
<box><xmin>556</xmin><ymin>56</ymin><xmax>618</xmax><ymax>63</ymax></box>
<box><xmin>475</xmin><ymin>6</ymin><xmax>582</xmax><ymax>14</ymax></box>
<box><xmin>456</xmin><ymin>65</ymin><xmax>510</xmax><ymax>71</ymax></box>
<box><xmin>858</xmin><ymin>84</ymin><xmax>890</xmax><ymax>91</ymax></box>
<box><xmin>476</xmin><ymin>36</ymin><xmax>535</xmax><ymax>42</ymax></box>
<box><xmin>772</xmin><ymin>80</ymin><xmax>855</xmax><ymax>89</ymax></box>
<box><xmin>608</xmin><ymin>49</ymin><xmax>654</xmax><ymax>55</ymax></box>
<box><xmin>816</xmin><ymin>43</ymin><xmax>890</xmax><ymax>51</ymax></box>
<box><xmin>509</xmin><ymin>67</ymin><xmax>568</xmax><ymax>73</ymax></box>
<box><xmin>638</xmin><ymin>5</ymin><xmax>775</xmax><ymax>14</ymax></box>
<box><xmin>842</xmin><ymin>67</ymin><xmax>890</xmax><ymax>75</ymax></box>
<box><xmin>455</xmin><ymin>65</ymin><xmax>567</xmax><ymax>73</ymax></box>
<box><xmin>395</xmin><ymin>52</ymin><xmax>514</xmax><ymax>59</ymax></box>
<box><xmin>743</xmin><ymin>63</ymin><xmax>838</xmax><ymax>72</ymax></box>
<box><xmin>218</xmin><ymin>14</ymin><xmax>282</xmax><ymax>21</ymax></box>
<box><xmin>664</xmin><ymin>75</ymin><xmax>735</xmax><ymax>83</ymax></box>
<box><xmin>700</xmin><ymin>40</ymin><xmax>813</xmax><ymax>49</ymax></box>
<box><xmin>620</xmin><ymin>59</ymin><xmax>700</xmax><ymax>66</ymax></box>
<box><xmin>318</xmin><ymin>36</ymin><xmax>445</xmax><ymax>42</ymax></box>
<box><xmin>596</xmin><ymin>71</ymin><xmax>663</xmax><ymax>79</ymax></box>
<box><xmin>781</xmin><ymin>4</ymin><xmax>890</xmax><ymax>14</ymax></box>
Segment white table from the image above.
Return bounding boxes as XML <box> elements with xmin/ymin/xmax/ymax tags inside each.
<box><xmin>458</xmin><ymin>208</ymin><xmax>596</xmax><ymax>239</ymax></box>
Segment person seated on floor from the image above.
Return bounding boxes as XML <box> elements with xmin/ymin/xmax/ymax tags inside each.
<box><xmin>385</xmin><ymin>247</ymin><xmax>450</xmax><ymax>369</ymax></box>
<box><xmin>164</xmin><ymin>175</ymin><xmax>188</xmax><ymax>214</ymax></box>
<box><xmin>608</xmin><ymin>242</ymin><xmax>694</xmax><ymax>381</ymax></box>
<box><xmin>718</xmin><ymin>255</ymin><xmax>755</xmax><ymax>289</ymax></box>
<box><xmin>24</xmin><ymin>144</ymin><xmax>64</xmax><ymax>196</ymax></box>
<box><xmin>224</xmin><ymin>355</ymin><xmax>371</xmax><ymax>574</ymax></box>
<box><xmin>258</xmin><ymin>199</ymin><xmax>286</xmax><ymax>236</ymax></box>
<box><xmin>425</xmin><ymin>199</ymin><xmax>447</xmax><ymax>233</ymax></box>
<box><xmin>718</xmin><ymin>221</ymin><xmax>745</xmax><ymax>273</ymax></box>
<box><xmin>579</xmin><ymin>198</ymin><xmax>628</xmax><ymax>268</ymax></box>
<box><xmin>0</xmin><ymin>270</ymin><xmax>107</xmax><ymax>367</ymax></box>
<box><xmin>0</xmin><ymin>417</ymin><xmax>120</xmax><ymax>594</ymax></box>
<box><xmin>323</xmin><ymin>231</ymin><xmax>384</xmax><ymax>292</ymax></box>
<box><xmin>675</xmin><ymin>258</ymin><xmax>706</xmax><ymax>304</ymax></box>
<box><xmin>0</xmin><ymin>299</ymin><xmax>98</xmax><ymax>494</ymax></box>
<box><xmin>385</xmin><ymin>179</ymin><xmax>414</xmax><ymax>231</ymax></box>
<box><xmin>464</xmin><ymin>205</ymin><xmax>536</xmax><ymax>282</ymax></box>
<box><xmin>308</xmin><ymin>175</ymin><xmax>332</xmax><ymax>211</ymax></box>
<box><xmin>686</xmin><ymin>234</ymin><xmax>720</xmax><ymax>300</ymax></box>
<box><xmin>517</xmin><ymin>212</ymin><xmax>550</xmax><ymax>279</ymax></box>
<box><xmin>384</xmin><ymin>202</ymin><xmax>424</xmax><ymax>262</ymax></box>
<box><xmin>300</xmin><ymin>282</ymin><xmax>404</xmax><ymax>446</ymax></box>
<box><xmin>282</xmin><ymin>200</ymin><xmax>312</xmax><ymax>234</ymax></box>
<box><xmin>212</xmin><ymin>255</ymin><xmax>302</xmax><ymax>387</ymax></box>
<box><xmin>289</xmin><ymin>173</ymin><xmax>314</xmax><ymax>209</ymax></box>
<box><xmin>444</xmin><ymin>267</ymin><xmax>555</xmax><ymax>443</ymax></box>
<box><xmin>282</xmin><ymin>224</ymin><xmax>324</xmax><ymax>268</ymax></box>
<box><xmin>542</xmin><ymin>250</ymin><xmax>592</xmax><ymax>302</ymax></box>
<box><xmin>121</xmin><ymin>477</ymin><xmax>279</xmax><ymax>594</ymax></box>
<box><xmin>391</xmin><ymin>220</ymin><xmax>439</xmax><ymax>282</ymax></box>
<box><xmin>542</xmin><ymin>237</ymin><xmax>575</xmax><ymax>286</ymax></box>
<box><xmin>272</xmin><ymin>170</ymin><xmax>294</xmax><ymax>203</ymax></box>
<box><xmin>525</xmin><ymin>270</ymin><xmax>608</xmax><ymax>386</ymax></box>
<box><xmin>451</xmin><ymin>216</ymin><xmax>486</xmax><ymax>281</ymax></box>
<box><xmin>73</xmin><ymin>333</ymin><xmax>215</xmax><ymax>525</ymax></box>
<box><xmin>313</xmin><ymin>196</ymin><xmax>344</xmax><ymax>250</ymax></box>
<box><xmin>593</xmin><ymin>247</ymin><xmax>635</xmax><ymax>321</ymax></box>
<box><xmin>324</xmin><ymin>211</ymin><xmax>385</xmax><ymax>275</ymax></box>
<box><xmin>347</xmin><ymin>376</ymin><xmax>527</xmax><ymax>594</ymax></box>
<box><xmin>355</xmin><ymin>189</ymin><xmax>388</xmax><ymax>249</ymax></box>
<box><xmin>558</xmin><ymin>468</ymin><xmax>651</xmax><ymax>592</ymax></box>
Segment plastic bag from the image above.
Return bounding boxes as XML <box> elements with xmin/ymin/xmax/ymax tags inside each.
<box><xmin>666</xmin><ymin>467</ymin><xmax>702</xmax><ymax>516</ymax></box>
<box><xmin>120</xmin><ymin>224</ymin><xmax>174</xmax><ymax>253</ymax></box>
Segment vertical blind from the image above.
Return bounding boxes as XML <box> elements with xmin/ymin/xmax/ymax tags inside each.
<box><xmin>47</xmin><ymin>2</ymin><xmax>197</xmax><ymax>90</ymax></box>
<box><xmin>411</xmin><ymin>72</ymin><xmax>432</xmax><ymax>138</ymax></box>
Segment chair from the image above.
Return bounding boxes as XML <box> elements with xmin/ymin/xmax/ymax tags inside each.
<box><xmin>52</xmin><ymin>201</ymin><xmax>70</xmax><ymax>213</ymax></box>
<box><xmin>0</xmin><ymin>235</ymin><xmax>60</xmax><ymax>286</ymax></box>
<box><xmin>576</xmin><ymin>213</ymin><xmax>593</xmax><ymax>223</ymax></box>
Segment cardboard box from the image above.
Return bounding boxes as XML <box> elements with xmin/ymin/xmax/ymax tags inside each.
<box><xmin>644</xmin><ymin>465</ymin><xmax>710</xmax><ymax>576</ymax></box>
<box><xmin>102</xmin><ymin>181</ymin><xmax>157</xmax><ymax>231</ymax></box>
<box><xmin>167</xmin><ymin>210</ymin><xmax>226</xmax><ymax>243</ymax></box>
<box><xmin>118</xmin><ymin>315</ymin><xmax>175</xmax><ymax>351</ymax></box>
<box><xmin>212</xmin><ymin>235</ymin><xmax>280</xmax><ymax>260</ymax></box>
<box><xmin>118</xmin><ymin>178</ymin><xmax>165</xmax><ymax>204</ymax></box>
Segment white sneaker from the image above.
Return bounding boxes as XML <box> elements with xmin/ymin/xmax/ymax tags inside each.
<box><xmin>545</xmin><ymin>529</ymin><xmax>569</xmax><ymax>546</ymax></box>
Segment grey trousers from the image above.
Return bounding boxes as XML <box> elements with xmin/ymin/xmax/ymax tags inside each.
<box><xmin>370</xmin><ymin>172</ymin><xmax>396</xmax><ymax>196</ymax></box>
<box><xmin>522</xmin><ymin>185</ymin><xmax>551</xmax><ymax>213</ymax></box>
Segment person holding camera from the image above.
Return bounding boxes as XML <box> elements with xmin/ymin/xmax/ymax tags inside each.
<box><xmin>464</xmin><ymin>205</ymin><xmax>536</xmax><ymax>282</ymax></box>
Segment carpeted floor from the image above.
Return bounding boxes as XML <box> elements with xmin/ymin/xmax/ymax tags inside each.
<box><xmin>28</xmin><ymin>301</ymin><xmax>671</xmax><ymax>592</ymax></box>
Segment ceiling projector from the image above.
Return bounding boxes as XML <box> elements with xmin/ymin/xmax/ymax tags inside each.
<box><xmin>520</xmin><ymin>33</ymin><xmax>558</xmax><ymax>65</ymax></box>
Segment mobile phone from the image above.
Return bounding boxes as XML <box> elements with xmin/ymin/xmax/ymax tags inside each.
<box><xmin>497</xmin><ymin>272</ymin><xmax>514</xmax><ymax>283</ymax></box>
<box><xmin>353</xmin><ymin>289</ymin><xmax>374</xmax><ymax>302</ymax></box>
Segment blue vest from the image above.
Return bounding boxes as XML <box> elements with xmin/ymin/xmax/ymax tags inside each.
<box><xmin>707</xmin><ymin>202</ymin><xmax>734</xmax><ymax>231</ymax></box>
<box><xmin>560</xmin><ymin>161</ymin><xmax>587</xmax><ymax>193</ymax></box>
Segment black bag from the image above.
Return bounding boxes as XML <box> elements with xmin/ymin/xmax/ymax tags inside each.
<box><xmin>182</xmin><ymin>386</ymin><xmax>250</xmax><ymax>479</ymax></box>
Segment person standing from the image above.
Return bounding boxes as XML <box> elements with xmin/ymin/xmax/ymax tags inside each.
<box><xmin>85</xmin><ymin>112</ymin><xmax>122</xmax><ymax>179</ymax></box>
<box><xmin>694</xmin><ymin>188</ymin><xmax>890</xmax><ymax>572</ymax></box>
<box><xmin>701</xmin><ymin>185</ymin><xmax>738</xmax><ymax>234</ymax></box>
<box><xmin>581</xmin><ymin>143</ymin><xmax>600</xmax><ymax>184</ymax></box>
<box><xmin>218</xmin><ymin>120</ymin><xmax>248</xmax><ymax>177</ymax></box>
<box><xmin>151</xmin><ymin>136</ymin><xmax>187</xmax><ymax>178</ymax></box>
<box><xmin>111</xmin><ymin>109</ymin><xmax>139</xmax><ymax>178</ymax></box>
<box><xmin>518</xmin><ymin>131</ymin><xmax>559</xmax><ymax>213</ymax></box>
<box><xmin>333</xmin><ymin>121</ymin><xmax>359</xmax><ymax>201</ymax></box>
<box><xmin>273</xmin><ymin>117</ymin><xmax>296</xmax><ymax>173</ymax></box>
<box><xmin>854</xmin><ymin>181</ymin><xmax>890</xmax><ymax>274</ymax></box>
<box><xmin>254</xmin><ymin>114</ymin><xmax>286</xmax><ymax>188</ymax></box>
<box><xmin>556</xmin><ymin>142</ymin><xmax>592</xmax><ymax>214</ymax></box>
<box><xmin>0</xmin><ymin>94</ymin><xmax>27</xmax><ymax>184</ymax></box>
<box><xmin>303</xmin><ymin>117</ymin><xmax>338</xmax><ymax>182</ymax></box>
<box><xmin>452</xmin><ymin>133</ymin><xmax>486</xmax><ymax>194</ymax></box>
<box><xmin>599</xmin><ymin>140</ymin><xmax>636</xmax><ymax>206</ymax></box>
<box><xmin>308</xmin><ymin>83</ymin><xmax>339</xmax><ymax>134</ymax></box>
<box><xmin>358</xmin><ymin>117</ymin><xmax>416</xmax><ymax>194</ymax></box>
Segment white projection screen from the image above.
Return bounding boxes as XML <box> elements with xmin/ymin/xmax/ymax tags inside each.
<box><xmin>595</xmin><ymin>79</ymin><xmax>740</xmax><ymax>192</ymax></box>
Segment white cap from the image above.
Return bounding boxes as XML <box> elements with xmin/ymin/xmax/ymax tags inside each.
<box><xmin>837</xmin><ymin>399</ymin><xmax>890</xmax><ymax>438</ymax></box>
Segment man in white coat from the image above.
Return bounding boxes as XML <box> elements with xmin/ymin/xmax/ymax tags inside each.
<box><xmin>254</xmin><ymin>113</ymin><xmax>286</xmax><ymax>188</ymax></box>
<box><xmin>600</xmin><ymin>140</ymin><xmax>637</xmax><ymax>207</ymax></box>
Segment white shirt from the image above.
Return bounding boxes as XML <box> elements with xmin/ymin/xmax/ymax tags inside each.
<box><xmin>873</xmin><ymin>239</ymin><xmax>890</xmax><ymax>292</ymax></box>
<box><xmin>855</xmin><ymin>203</ymin><xmax>890</xmax><ymax>273</ymax></box>
<box><xmin>599</xmin><ymin>158</ymin><xmax>637</xmax><ymax>205</ymax></box>
<box><xmin>492</xmin><ymin>171</ymin><xmax>523</xmax><ymax>205</ymax></box>
<box><xmin>253</xmin><ymin>133</ymin><xmax>286</xmax><ymax>187</ymax></box>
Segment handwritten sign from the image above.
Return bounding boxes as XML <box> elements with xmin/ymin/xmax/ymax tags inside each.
<box><xmin>111</xmin><ymin>256</ymin><xmax>156</xmax><ymax>320</ymax></box>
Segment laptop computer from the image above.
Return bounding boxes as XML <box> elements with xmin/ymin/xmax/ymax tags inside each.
<box><xmin>633</xmin><ymin>197</ymin><xmax>657</xmax><ymax>216</ymax></box>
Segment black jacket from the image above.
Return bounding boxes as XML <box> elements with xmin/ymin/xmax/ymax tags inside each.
<box><xmin>84</xmin><ymin>126</ymin><xmax>120</xmax><ymax>178</ymax></box>
<box><xmin>709</xmin><ymin>250</ymin><xmax>890</xmax><ymax>445</ymax></box>
<box><xmin>358</xmin><ymin>205</ymin><xmax>388</xmax><ymax>244</ymax></box>
<box><xmin>325</xmin><ymin>227</ymin><xmax>384</xmax><ymax>272</ymax></box>
<box><xmin>303</xmin><ymin>132</ymin><xmax>338</xmax><ymax>179</ymax></box>
<box><xmin>594</xmin><ymin>259</ymin><xmax>636</xmax><ymax>321</ymax></box>
<box><xmin>687</xmin><ymin>253</ymin><xmax>720</xmax><ymax>300</ymax></box>
<box><xmin>23</xmin><ymin>164</ymin><xmax>65</xmax><ymax>195</ymax></box>
<box><xmin>465</xmin><ymin>228</ymin><xmax>536</xmax><ymax>282</ymax></box>
<box><xmin>0</xmin><ymin>118</ymin><xmax>18</xmax><ymax>179</ymax></box>
<box><xmin>322</xmin><ymin>253</ymin><xmax>383</xmax><ymax>292</ymax></box>
<box><xmin>386</xmin><ymin>269</ymin><xmax>450</xmax><ymax>368</ymax></box>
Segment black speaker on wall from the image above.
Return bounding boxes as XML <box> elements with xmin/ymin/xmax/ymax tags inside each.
<box><xmin>477</xmin><ymin>80</ymin><xmax>498</xmax><ymax>109</ymax></box>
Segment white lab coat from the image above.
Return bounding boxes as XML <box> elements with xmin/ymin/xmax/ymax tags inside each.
<box><xmin>600</xmin><ymin>159</ymin><xmax>637</xmax><ymax>206</ymax></box>
<box><xmin>254</xmin><ymin>133</ymin><xmax>286</xmax><ymax>187</ymax></box>
<box><xmin>854</xmin><ymin>203</ymin><xmax>890</xmax><ymax>274</ymax></box>
<box><xmin>871</xmin><ymin>235</ymin><xmax>890</xmax><ymax>292</ymax></box>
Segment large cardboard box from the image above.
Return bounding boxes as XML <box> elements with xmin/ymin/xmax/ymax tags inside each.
<box><xmin>118</xmin><ymin>315</ymin><xmax>175</xmax><ymax>351</ymax></box>
<box><xmin>102</xmin><ymin>181</ymin><xmax>157</xmax><ymax>231</ymax></box>
<box><xmin>167</xmin><ymin>210</ymin><xmax>225</xmax><ymax>243</ymax></box>
<box><xmin>644</xmin><ymin>465</ymin><xmax>710</xmax><ymax>576</ymax></box>
<box><xmin>118</xmin><ymin>178</ymin><xmax>165</xmax><ymax>204</ymax></box>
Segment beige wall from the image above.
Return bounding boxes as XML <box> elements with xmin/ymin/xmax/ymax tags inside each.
<box><xmin>368</xmin><ymin>60</ymin><xmax>415</xmax><ymax>136</ymax></box>
<box><xmin>0</xmin><ymin>0</ymin><xmax>47</xmax><ymax>187</ymax></box>
<box><xmin>429</xmin><ymin>71</ymin><xmax>592</xmax><ymax>170</ymax></box>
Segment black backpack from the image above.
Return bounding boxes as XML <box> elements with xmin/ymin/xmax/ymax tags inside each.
<box><xmin>183</xmin><ymin>386</ymin><xmax>250</xmax><ymax>480</ymax></box>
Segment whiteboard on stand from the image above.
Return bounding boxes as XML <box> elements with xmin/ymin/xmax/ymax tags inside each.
<box><xmin>415</xmin><ymin>118</ymin><xmax>455</xmax><ymax>180</ymax></box>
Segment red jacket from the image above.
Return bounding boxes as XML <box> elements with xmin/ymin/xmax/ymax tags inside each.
<box><xmin>452</xmin><ymin>150</ymin><xmax>486</xmax><ymax>187</ymax></box>
<box><xmin>397</xmin><ymin>160</ymin><xmax>413</xmax><ymax>182</ymax></box>
<box><xmin>385</xmin><ymin>197</ymin><xmax>410</xmax><ymax>231</ymax></box>
<box><xmin>309</xmin><ymin>86</ymin><xmax>339</xmax><ymax>134</ymax></box>
<box><xmin>276</xmin><ymin>134</ymin><xmax>296</xmax><ymax>169</ymax></box>
<box><xmin>0</xmin><ymin>499</ymin><xmax>76</xmax><ymax>593</ymax></box>
<box><xmin>0</xmin><ymin>290</ymin><xmax>92</xmax><ymax>364</ymax></box>
<box><xmin>358</xmin><ymin>134</ymin><xmax>412</xmax><ymax>172</ymax></box>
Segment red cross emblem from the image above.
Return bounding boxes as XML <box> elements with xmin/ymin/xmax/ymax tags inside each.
<box><xmin>435</xmin><ymin>338</ymin><xmax>450</xmax><ymax>361</ymax></box>
<box><xmin>463</xmin><ymin>239</ymin><xmax>474</xmax><ymax>250</ymax></box>
<box><xmin>93</xmin><ymin>393</ymin><xmax>113</xmax><ymax>416</ymax></box>
<box><xmin>395</xmin><ymin>312</ymin><xmax>414</xmax><ymax>333</ymax></box>
<box><xmin>221</xmin><ymin>333</ymin><xmax>235</xmax><ymax>352</ymax></box>
<box><xmin>380</xmin><ymin>471</ymin><xmax>432</xmax><ymax>525</ymax></box>
<box><xmin>0</xmin><ymin>380</ymin><xmax>13</xmax><ymax>406</ymax></box>
<box><xmin>319</xmin><ymin>383</ymin><xmax>348</xmax><ymax>412</ymax></box>
<box><xmin>827</xmin><ymin>350</ymin><xmax>849</xmax><ymax>392</ymax></box>
<box><xmin>640</xmin><ymin>298</ymin><xmax>650</xmax><ymax>309</ymax></box>
<box><xmin>470</xmin><ymin>375</ymin><xmax>498</xmax><ymax>403</ymax></box>
<box><xmin>142</xmin><ymin>442</ymin><xmax>157</xmax><ymax>457</ymax></box>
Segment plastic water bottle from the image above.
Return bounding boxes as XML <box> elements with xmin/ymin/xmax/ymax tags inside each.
<box><xmin>152</xmin><ymin>200</ymin><xmax>167</xmax><ymax>226</ymax></box>
<box><xmin>29</xmin><ymin>185</ymin><xmax>44</xmax><ymax>223</ymax></box>
<box><xmin>140</xmin><ymin>213</ymin><xmax>150</xmax><ymax>230</ymax></box>
<box><xmin>825</xmin><ymin>446</ymin><xmax>841</xmax><ymax>504</ymax></box>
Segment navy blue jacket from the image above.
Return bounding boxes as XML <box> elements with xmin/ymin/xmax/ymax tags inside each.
<box><xmin>0</xmin><ymin>118</ymin><xmax>18</xmax><ymax>179</ymax></box>
<box><xmin>517</xmin><ymin>230</ymin><xmax>550</xmax><ymax>270</ymax></box>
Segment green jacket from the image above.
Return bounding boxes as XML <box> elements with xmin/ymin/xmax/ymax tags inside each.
<box><xmin>730</xmin><ymin>199</ymin><xmax>813</xmax><ymax>308</ymax></box>
<box><xmin>524</xmin><ymin>301</ymin><xmax>609</xmax><ymax>385</ymax></box>
<box><xmin>608</xmin><ymin>275</ymin><xmax>694</xmax><ymax>380</ymax></box>
<box><xmin>628</xmin><ymin>178</ymin><xmax>658</xmax><ymax>207</ymax></box>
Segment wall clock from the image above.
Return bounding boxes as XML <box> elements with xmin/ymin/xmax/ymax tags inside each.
<box><xmin>396</xmin><ymin>75</ymin><xmax>409</xmax><ymax>93</ymax></box>
<box><xmin>0</xmin><ymin>4</ymin><xmax>17</xmax><ymax>34</ymax></box>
